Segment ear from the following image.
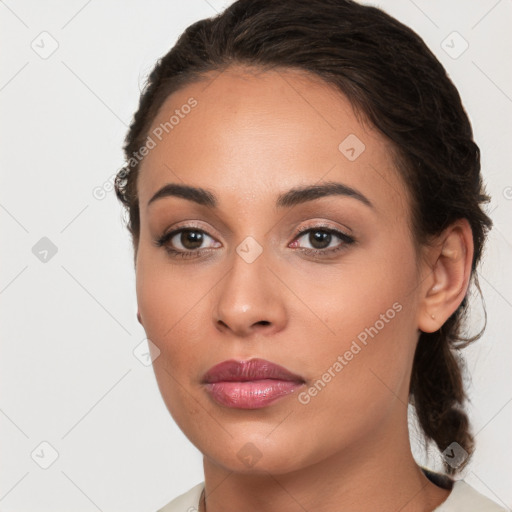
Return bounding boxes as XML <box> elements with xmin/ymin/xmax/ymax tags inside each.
<box><xmin>417</xmin><ymin>219</ymin><xmax>474</xmax><ymax>333</ymax></box>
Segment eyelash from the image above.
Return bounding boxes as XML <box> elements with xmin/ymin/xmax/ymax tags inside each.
<box><xmin>153</xmin><ymin>223</ymin><xmax>355</xmax><ymax>260</ymax></box>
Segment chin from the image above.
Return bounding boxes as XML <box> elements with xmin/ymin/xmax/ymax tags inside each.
<box><xmin>199</xmin><ymin>432</ymin><xmax>312</xmax><ymax>475</ymax></box>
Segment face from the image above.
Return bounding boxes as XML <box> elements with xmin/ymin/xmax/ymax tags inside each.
<box><xmin>135</xmin><ymin>66</ymin><xmax>426</xmax><ymax>474</ymax></box>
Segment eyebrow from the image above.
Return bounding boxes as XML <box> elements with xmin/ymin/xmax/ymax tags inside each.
<box><xmin>147</xmin><ymin>181</ymin><xmax>373</xmax><ymax>209</ymax></box>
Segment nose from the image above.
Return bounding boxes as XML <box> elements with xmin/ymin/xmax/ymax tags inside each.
<box><xmin>213</xmin><ymin>246</ymin><xmax>287</xmax><ymax>338</ymax></box>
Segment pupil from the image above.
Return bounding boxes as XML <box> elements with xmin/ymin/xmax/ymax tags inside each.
<box><xmin>310</xmin><ymin>230</ymin><xmax>331</xmax><ymax>249</ymax></box>
<box><xmin>182</xmin><ymin>230</ymin><xmax>203</xmax><ymax>249</ymax></box>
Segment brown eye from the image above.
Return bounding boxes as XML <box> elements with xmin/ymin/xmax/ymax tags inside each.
<box><xmin>292</xmin><ymin>227</ymin><xmax>354</xmax><ymax>254</ymax></box>
<box><xmin>307</xmin><ymin>230</ymin><xmax>333</xmax><ymax>249</ymax></box>
<box><xmin>178</xmin><ymin>229</ymin><xmax>205</xmax><ymax>250</ymax></box>
<box><xmin>154</xmin><ymin>226</ymin><xmax>222</xmax><ymax>259</ymax></box>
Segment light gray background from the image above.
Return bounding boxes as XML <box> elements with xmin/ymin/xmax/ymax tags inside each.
<box><xmin>1</xmin><ymin>1</ymin><xmax>511</xmax><ymax>511</ymax></box>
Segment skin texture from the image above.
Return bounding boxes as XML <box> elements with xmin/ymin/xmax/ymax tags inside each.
<box><xmin>135</xmin><ymin>66</ymin><xmax>474</xmax><ymax>512</ymax></box>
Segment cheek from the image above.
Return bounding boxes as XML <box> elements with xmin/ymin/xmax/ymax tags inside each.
<box><xmin>136</xmin><ymin>256</ymin><xmax>190</xmax><ymax>370</ymax></box>
<box><xmin>136</xmin><ymin>259</ymin><xmax>211</xmax><ymax>431</ymax></box>
<box><xmin>135</xmin><ymin>253</ymin><xmax>216</xmax><ymax>380</ymax></box>
<box><xmin>290</xmin><ymin>241</ymin><xmax>416</xmax><ymax>351</ymax></box>
<box><xmin>290</xmin><ymin>238</ymin><xmax>419</xmax><ymax>409</ymax></box>
<box><xmin>136</xmin><ymin>246</ymin><xmax>202</xmax><ymax>340</ymax></box>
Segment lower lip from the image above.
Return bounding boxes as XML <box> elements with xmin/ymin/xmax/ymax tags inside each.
<box><xmin>204</xmin><ymin>379</ymin><xmax>304</xmax><ymax>409</ymax></box>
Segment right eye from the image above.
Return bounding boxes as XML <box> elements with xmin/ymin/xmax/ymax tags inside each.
<box><xmin>154</xmin><ymin>226</ymin><xmax>222</xmax><ymax>259</ymax></box>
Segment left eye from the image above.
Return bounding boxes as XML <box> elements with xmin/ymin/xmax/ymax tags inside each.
<box><xmin>290</xmin><ymin>227</ymin><xmax>355</xmax><ymax>253</ymax></box>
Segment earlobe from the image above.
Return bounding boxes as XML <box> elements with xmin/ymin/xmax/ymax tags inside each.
<box><xmin>418</xmin><ymin>219</ymin><xmax>474</xmax><ymax>333</ymax></box>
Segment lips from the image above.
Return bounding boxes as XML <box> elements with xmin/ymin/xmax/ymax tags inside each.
<box><xmin>202</xmin><ymin>358</ymin><xmax>305</xmax><ymax>409</ymax></box>
<box><xmin>202</xmin><ymin>358</ymin><xmax>305</xmax><ymax>383</ymax></box>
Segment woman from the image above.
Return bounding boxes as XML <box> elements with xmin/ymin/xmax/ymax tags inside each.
<box><xmin>115</xmin><ymin>1</ymin><xmax>505</xmax><ymax>510</ymax></box>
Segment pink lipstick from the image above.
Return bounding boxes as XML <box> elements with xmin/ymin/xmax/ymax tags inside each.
<box><xmin>202</xmin><ymin>358</ymin><xmax>305</xmax><ymax>409</ymax></box>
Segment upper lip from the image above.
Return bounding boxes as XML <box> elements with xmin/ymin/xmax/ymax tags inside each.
<box><xmin>202</xmin><ymin>358</ymin><xmax>305</xmax><ymax>384</ymax></box>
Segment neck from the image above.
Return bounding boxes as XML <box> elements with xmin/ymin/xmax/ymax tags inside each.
<box><xmin>201</xmin><ymin>409</ymin><xmax>451</xmax><ymax>512</ymax></box>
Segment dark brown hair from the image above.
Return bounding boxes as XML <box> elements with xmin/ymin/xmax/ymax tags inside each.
<box><xmin>115</xmin><ymin>0</ymin><xmax>492</xmax><ymax>476</ymax></box>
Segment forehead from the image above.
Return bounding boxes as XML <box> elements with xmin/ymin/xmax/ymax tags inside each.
<box><xmin>136</xmin><ymin>65</ymin><xmax>409</xmax><ymax>217</ymax></box>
